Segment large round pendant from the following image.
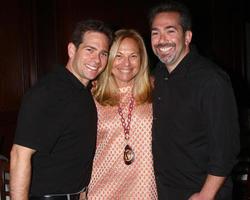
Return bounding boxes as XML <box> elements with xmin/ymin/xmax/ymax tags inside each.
<box><xmin>124</xmin><ymin>144</ymin><xmax>135</xmax><ymax>165</ymax></box>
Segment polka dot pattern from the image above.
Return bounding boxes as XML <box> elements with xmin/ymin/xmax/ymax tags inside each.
<box><xmin>88</xmin><ymin>86</ymin><xmax>158</xmax><ymax>199</ymax></box>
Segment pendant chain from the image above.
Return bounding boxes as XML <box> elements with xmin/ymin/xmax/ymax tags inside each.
<box><xmin>118</xmin><ymin>97</ymin><xmax>135</xmax><ymax>141</ymax></box>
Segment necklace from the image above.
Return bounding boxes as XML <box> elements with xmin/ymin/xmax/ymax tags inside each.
<box><xmin>118</xmin><ymin>96</ymin><xmax>135</xmax><ymax>165</ymax></box>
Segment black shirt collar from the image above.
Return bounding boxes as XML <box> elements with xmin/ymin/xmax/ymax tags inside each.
<box><xmin>158</xmin><ymin>47</ymin><xmax>199</xmax><ymax>77</ymax></box>
<box><xmin>57</xmin><ymin>66</ymin><xmax>88</xmax><ymax>90</ymax></box>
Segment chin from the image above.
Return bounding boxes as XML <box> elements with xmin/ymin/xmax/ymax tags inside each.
<box><xmin>87</xmin><ymin>73</ymin><xmax>99</xmax><ymax>80</ymax></box>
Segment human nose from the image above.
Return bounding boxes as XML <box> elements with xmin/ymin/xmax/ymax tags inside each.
<box><xmin>93</xmin><ymin>53</ymin><xmax>101</xmax><ymax>64</ymax></box>
<box><xmin>123</xmin><ymin>57</ymin><xmax>130</xmax><ymax>66</ymax></box>
<box><xmin>159</xmin><ymin>33</ymin><xmax>168</xmax><ymax>44</ymax></box>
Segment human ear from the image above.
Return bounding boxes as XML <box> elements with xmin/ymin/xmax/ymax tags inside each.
<box><xmin>185</xmin><ymin>31</ymin><xmax>192</xmax><ymax>46</ymax></box>
<box><xmin>67</xmin><ymin>42</ymin><xmax>76</xmax><ymax>58</ymax></box>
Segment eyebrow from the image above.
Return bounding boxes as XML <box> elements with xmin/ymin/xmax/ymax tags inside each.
<box><xmin>151</xmin><ymin>25</ymin><xmax>177</xmax><ymax>31</ymax></box>
<box><xmin>116</xmin><ymin>51</ymin><xmax>140</xmax><ymax>56</ymax></box>
<box><xmin>84</xmin><ymin>45</ymin><xmax>96</xmax><ymax>49</ymax></box>
<box><xmin>85</xmin><ymin>45</ymin><xmax>109</xmax><ymax>54</ymax></box>
<box><xmin>102</xmin><ymin>50</ymin><xmax>109</xmax><ymax>55</ymax></box>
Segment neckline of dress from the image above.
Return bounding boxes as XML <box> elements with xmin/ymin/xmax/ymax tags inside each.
<box><xmin>118</xmin><ymin>85</ymin><xmax>133</xmax><ymax>94</ymax></box>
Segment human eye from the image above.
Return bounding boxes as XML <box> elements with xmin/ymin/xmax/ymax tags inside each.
<box><xmin>151</xmin><ymin>30</ymin><xmax>158</xmax><ymax>36</ymax></box>
<box><xmin>131</xmin><ymin>54</ymin><xmax>138</xmax><ymax>58</ymax></box>
<box><xmin>167</xmin><ymin>28</ymin><xmax>177</xmax><ymax>34</ymax></box>
<box><xmin>115</xmin><ymin>54</ymin><xmax>122</xmax><ymax>58</ymax></box>
<box><xmin>85</xmin><ymin>47</ymin><xmax>94</xmax><ymax>53</ymax></box>
<box><xmin>101</xmin><ymin>51</ymin><xmax>108</xmax><ymax>57</ymax></box>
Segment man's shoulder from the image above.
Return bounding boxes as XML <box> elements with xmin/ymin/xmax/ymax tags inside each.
<box><xmin>23</xmin><ymin>67</ymin><xmax>73</xmax><ymax>105</ymax></box>
<box><xmin>189</xmin><ymin>54</ymin><xmax>231</xmax><ymax>84</ymax></box>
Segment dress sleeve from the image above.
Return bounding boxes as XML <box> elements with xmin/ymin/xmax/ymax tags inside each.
<box><xmin>201</xmin><ymin>74</ymin><xmax>240</xmax><ymax>176</ymax></box>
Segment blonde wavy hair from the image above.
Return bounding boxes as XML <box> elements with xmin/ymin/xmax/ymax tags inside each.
<box><xmin>93</xmin><ymin>29</ymin><xmax>152</xmax><ymax>106</ymax></box>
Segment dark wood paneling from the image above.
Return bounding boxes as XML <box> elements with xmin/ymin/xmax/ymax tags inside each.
<box><xmin>34</xmin><ymin>0</ymin><xmax>58</xmax><ymax>77</ymax></box>
<box><xmin>54</xmin><ymin>0</ymin><xmax>122</xmax><ymax>66</ymax></box>
<box><xmin>0</xmin><ymin>0</ymin><xmax>248</xmax><ymax>157</ymax></box>
<box><xmin>0</xmin><ymin>1</ymin><xmax>24</xmax><ymax>112</ymax></box>
<box><xmin>0</xmin><ymin>0</ymin><xmax>35</xmax><ymax>157</ymax></box>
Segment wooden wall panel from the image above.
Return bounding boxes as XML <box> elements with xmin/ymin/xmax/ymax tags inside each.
<box><xmin>0</xmin><ymin>0</ymin><xmax>35</xmax><ymax>157</ymax></box>
<box><xmin>54</xmin><ymin>0</ymin><xmax>122</xmax><ymax>66</ymax></box>
<box><xmin>0</xmin><ymin>0</ymin><xmax>248</xmax><ymax>157</ymax></box>
<box><xmin>0</xmin><ymin>1</ymin><xmax>24</xmax><ymax>112</ymax></box>
<box><xmin>34</xmin><ymin>1</ymin><xmax>58</xmax><ymax>78</ymax></box>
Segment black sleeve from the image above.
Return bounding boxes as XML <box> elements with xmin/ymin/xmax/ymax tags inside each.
<box><xmin>201</xmin><ymin>74</ymin><xmax>240</xmax><ymax>176</ymax></box>
<box><xmin>14</xmin><ymin>85</ymin><xmax>66</xmax><ymax>153</ymax></box>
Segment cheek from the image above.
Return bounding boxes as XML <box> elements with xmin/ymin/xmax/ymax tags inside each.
<box><xmin>151</xmin><ymin>38</ymin><xmax>157</xmax><ymax>46</ymax></box>
<box><xmin>112</xmin><ymin>60</ymin><xmax>120</xmax><ymax>69</ymax></box>
<box><xmin>133</xmin><ymin>59</ymin><xmax>140</xmax><ymax>68</ymax></box>
<box><xmin>76</xmin><ymin>54</ymin><xmax>87</xmax><ymax>65</ymax></box>
<box><xmin>135</xmin><ymin>66</ymin><xmax>140</xmax><ymax>75</ymax></box>
<box><xmin>132</xmin><ymin>62</ymin><xmax>140</xmax><ymax>75</ymax></box>
<box><xmin>111</xmin><ymin>65</ymin><xmax>117</xmax><ymax>75</ymax></box>
<box><xmin>101</xmin><ymin>57</ymin><xmax>108</xmax><ymax>66</ymax></box>
<box><xmin>152</xmin><ymin>34</ymin><xmax>160</xmax><ymax>43</ymax></box>
<box><xmin>151</xmin><ymin>41</ymin><xmax>158</xmax><ymax>53</ymax></box>
<box><xmin>78</xmin><ymin>50</ymin><xmax>88</xmax><ymax>59</ymax></box>
<box><xmin>111</xmin><ymin>68</ymin><xmax>118</xmax><ymax>78</ymax></box>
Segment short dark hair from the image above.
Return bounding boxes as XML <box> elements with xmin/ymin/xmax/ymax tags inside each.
<box><xmin>149</xmin><ymin>0</ymin><xmax>192</xmax><ymax>32</ymax></box>
<box><xmin>71</xmin><ymin>19</ymin><xmax>113</xmax><ymax>48</ymax></box>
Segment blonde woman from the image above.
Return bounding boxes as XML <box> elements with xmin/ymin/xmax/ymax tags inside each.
<box><xmin>87</xmin><ymin>29</ymin><xmax>158</xmax><ymax>199</ymax></box>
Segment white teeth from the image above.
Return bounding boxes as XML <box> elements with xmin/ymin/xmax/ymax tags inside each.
<box><xmin>86</xmin><ymin>64</ymin><xmax>97</xmax><ymax>71</ymax></box>
<box><xmin>119</xmin><ymin>69</ymin><xmax>131</xmax><ymax>73</ymax></box>
<box><xmin>159</xmin><ymin>47</ymin><xmax>172</xmax><ymax>52</ymax></box>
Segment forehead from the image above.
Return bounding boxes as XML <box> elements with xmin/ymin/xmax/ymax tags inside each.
<box><xmin>118</xmin><ymin>38</ymin><xmax>139</xmax><ymax>51</ymax></box>
<box><xmin>152</xmin><ymin>12</ymin><xmax>181</xmax><ymax>28</ymax></box>
<box><xmin>81</xmin><ymin>31</ymin><xmax>109</xmax><ymax>47</ymax></box>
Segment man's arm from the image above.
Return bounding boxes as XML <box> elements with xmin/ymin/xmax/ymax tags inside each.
<box><xmin>188</xmin><ymin>175</ymin><xmax>225</xmax><ymax>200</ymax></box>
<box><xmin>189</xmin><ymin>73</ymin><xmax>240</xmax><ymax>200</ymax></box>
<box><xmin>10</xmin><ymin>144</ymin><xmax>36</xmax><ymax>200</ymax></box>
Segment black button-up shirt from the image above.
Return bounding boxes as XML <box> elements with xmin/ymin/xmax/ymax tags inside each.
<box><xmin>152</xmin><ymin>49</ymin><xmax>240</xmax><ymax>199</ymax></box>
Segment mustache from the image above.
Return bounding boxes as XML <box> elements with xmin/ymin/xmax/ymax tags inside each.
<box><xmin>155</xmin><ymin>43</ymin><xmax>175</xmax><ymax>49</ymax></box>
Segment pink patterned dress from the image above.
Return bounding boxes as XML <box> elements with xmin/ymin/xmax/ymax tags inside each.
<box><xmin>87</xmin><ymin>86</ymin><xmax>158</xmax><ymax>199</ymax></box>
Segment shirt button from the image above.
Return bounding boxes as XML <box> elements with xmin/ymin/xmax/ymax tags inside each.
<box><xmin>158</xmin><ymin>97</ymin><xmax>161</xmax><ymax>100</ymax></box>
<box><xmin>164</xmin><ymin>77</ymin><xmax>168</xmax><ymax>80</ymax></box>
